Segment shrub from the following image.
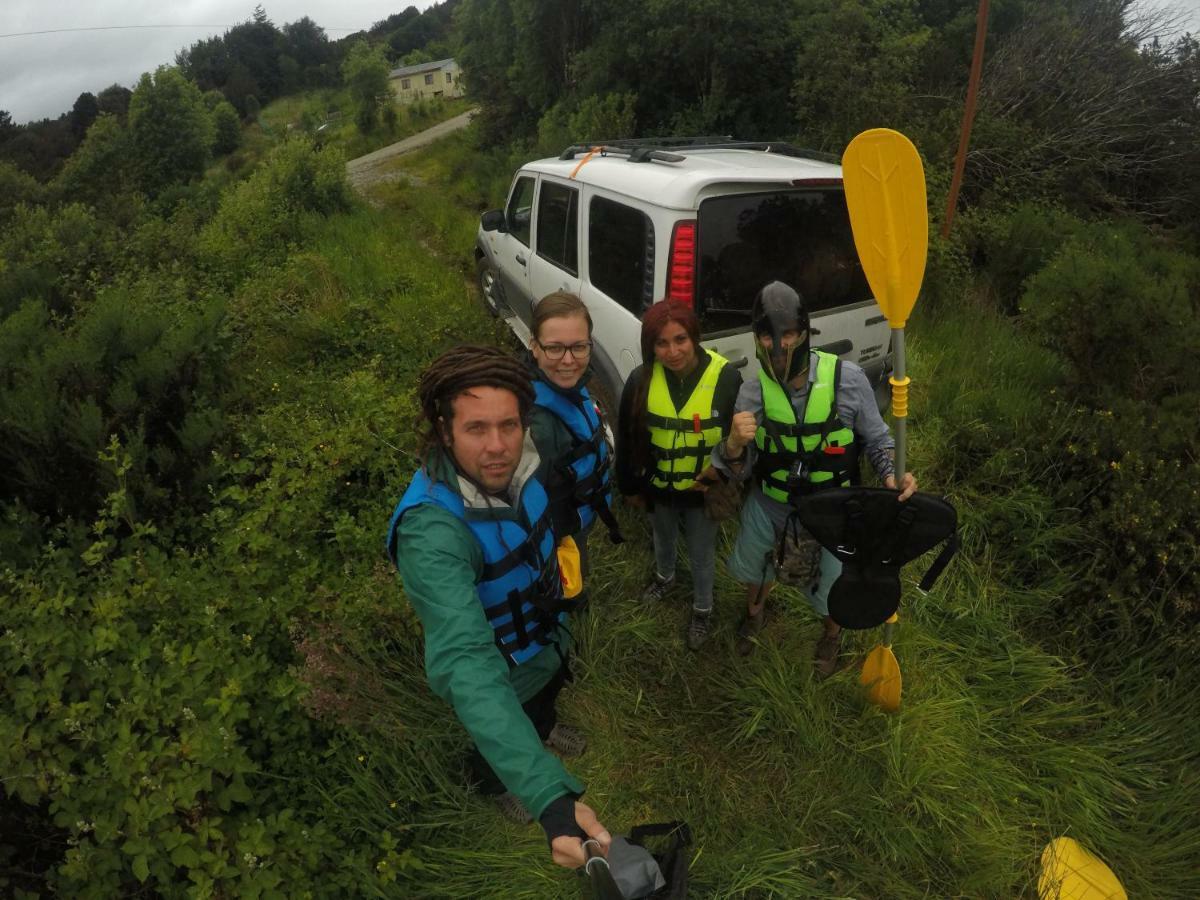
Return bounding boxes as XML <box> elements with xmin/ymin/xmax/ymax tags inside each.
<box><xmin>0</xmin><ymin>278</ymin><xmax>228</xmax><ymax>528</ymax></box>
<box><xmin>1020</xmin><ymin>225</ymin><xmax>1200</xmax><ymax>405</ymax></box>
<box><xmin>198</xmin><ymin>138</ymin><xmax>352</xmax><ymax>288</ymax></box>
<box><xmin>958</xmin><ymin>202</ymin><xmax>1087</xmax><ymax>314</ymax></box>
<box><xmin>0</xmin><ymin>482</ymin><xmax>358</xmax><ymax>897</ymax></box>
<box><xmin>0</xmin><ymin>160</ymin><xmax>46</xmax><ymax>224</ymax></box>
<box><xmin>0</xmin><ymin>202</ymin><xmax>116</xmax><ymax>319</ymax></box>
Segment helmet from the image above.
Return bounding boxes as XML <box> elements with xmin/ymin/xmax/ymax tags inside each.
<box><xmin>752</xmin><ymin>281</ymin><xmax>810</xmax><ymax>384</ymax></box>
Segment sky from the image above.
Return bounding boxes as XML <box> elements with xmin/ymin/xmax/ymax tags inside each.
<box><xmin>0</xmin><ymin>2</ymin><xmax>437</xmax><ymax>124</ymax></box>
<box><xmin>2</xmin><ymin>0</ymin><xmax>1198</xmax><ymax>125</ymax></box>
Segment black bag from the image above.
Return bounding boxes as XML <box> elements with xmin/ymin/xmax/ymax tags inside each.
<box><xmin>627</xmin><ymin>821</ymin><xmax>691</xmax><ymax>900</ymax></box>
<box><xmin>793</xmin><ymin>487</ymin><xmax>958</xmax><ymax>630</ymax></box>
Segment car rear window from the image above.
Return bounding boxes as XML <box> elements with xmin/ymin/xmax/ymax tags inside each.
<box><xmin>696</xmin><ymin>189</ymin><xmax>871</xmax><ymax>332</ymax></box>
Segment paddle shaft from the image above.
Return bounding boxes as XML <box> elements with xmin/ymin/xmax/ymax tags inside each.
<box><xmin>891</xmin><ymin>327</ymin><xmax>908</xmax><ymax>479</ymax></box>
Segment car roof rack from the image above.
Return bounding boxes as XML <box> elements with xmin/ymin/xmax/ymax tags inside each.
<box><xmin>558</xmin><ymin>137</ymin><xmax>838</xmax><ymax>165</ymax></box>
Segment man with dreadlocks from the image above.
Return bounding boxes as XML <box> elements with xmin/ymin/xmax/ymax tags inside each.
<box><xmin>385</xmin><ymin>345</ymin><xmax>611</xmax><ymax>869</ymax></box>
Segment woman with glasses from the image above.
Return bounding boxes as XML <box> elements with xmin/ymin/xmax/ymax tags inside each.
<box><xmin>615</xmin><ymin>300</ymin><xmax>743</xmax><ymax>651</ymax></box>
<box><xmin>528</xmin><ymin>292</ymin><xmax>622</xmax><ymax>596</ymax></box>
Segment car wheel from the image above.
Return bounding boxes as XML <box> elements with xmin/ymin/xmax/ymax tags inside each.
<box><xmin>476</xmin><ymin>257</ymin><xmax>503</xmax><ymax>317</ymax></box>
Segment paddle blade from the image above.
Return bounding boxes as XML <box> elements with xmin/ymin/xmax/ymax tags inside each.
<box><xmin>1038</xmin><ymin>837</ymin><xmax>1127</xmax><ymax>900</ymax></box>
<box><xmin>860</xmin><ymin>644</ymin><xmax>902</xmax><ymax>713</ymax></box>
<box><xmin>841</xmin><ymin>129</ymin><xmax>928</xmax><ymax>328</ymax></box>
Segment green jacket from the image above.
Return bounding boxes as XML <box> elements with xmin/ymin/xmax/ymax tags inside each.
<box><xmin>391</xmin><ymin>443</ymin><xmax>584</xmax><ymax>819</ymax></box>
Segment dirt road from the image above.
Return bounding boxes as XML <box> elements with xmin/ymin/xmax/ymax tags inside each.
<box><xmin>345</xmin><ymin>108</ymin><xmax>477</xmax><ymax>194</ymax></box>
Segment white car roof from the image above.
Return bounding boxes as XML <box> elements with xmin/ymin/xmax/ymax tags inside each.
<box><xmin>520</xmin><ymin>148</ymin><xmax>844</xmax><ymax>210</ymax></box>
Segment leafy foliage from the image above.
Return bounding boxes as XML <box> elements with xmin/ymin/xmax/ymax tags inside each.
<box><xmin>198</xmin><ymin>138</ymin><xmax>352</xmax><ymax>287</ymax></box>
<box><xmin>342</xmin><ymin>41</ymin><xmax>392</xmax><ymax>134</ymax></box>
<box><xmin>0</xmin><ymin>279</ymin><xmax>228</xmax><ymax>526</ymax></box>
<box><xmin>128</xmin><ymin>67</ymin><xmax>214</xmax><ymax>197</ymax></box>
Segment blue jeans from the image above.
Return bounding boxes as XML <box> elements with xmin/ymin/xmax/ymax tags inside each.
<box><xmin>651</xmin><ymin>502</ymin><xmax>718</xmax><ymax>614</ymax></box>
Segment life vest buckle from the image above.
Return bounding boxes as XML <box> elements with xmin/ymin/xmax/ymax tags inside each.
<box><xmin>692</xmin><ymin>413</ymin><xmax>702</xmax><ymax>433</ymax></box>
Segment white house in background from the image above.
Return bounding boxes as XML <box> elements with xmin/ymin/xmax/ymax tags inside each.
<box><xmin>389</xmin><ymin>58</ymin><xmax>464</xmax><ymax>103</ymax></box>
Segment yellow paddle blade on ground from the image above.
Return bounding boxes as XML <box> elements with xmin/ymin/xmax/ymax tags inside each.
<box><xmin>841</xmin><ymin>129</ymin><xmax>928</xmax><ymax>329</ymax></box>
<box><xmin>860</xmin><ymin>613</ymin><xmax>901</xmax><ymax>713</ymax></box>
<box><xmin>1038</xmin><ymin>838</ymin><xmax>1127</xmax><ymax>900</ymax></box>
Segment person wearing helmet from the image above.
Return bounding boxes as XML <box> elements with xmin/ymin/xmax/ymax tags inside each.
<box><xmin>711</xmin><ymin>281</ymin><xmax>916</xmax><ymax>674</ymax></box>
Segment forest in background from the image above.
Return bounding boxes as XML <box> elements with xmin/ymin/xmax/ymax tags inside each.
<box><xmin>2</xmin><ymin>0</ymin><xmax>1199</xmax><ymax>896</ymax></box>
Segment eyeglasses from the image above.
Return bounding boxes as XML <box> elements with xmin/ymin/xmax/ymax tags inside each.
<box><xmin>537</xmin><ymin>340</ymin><xmax>593</xmax><ymax>361</ymax></box>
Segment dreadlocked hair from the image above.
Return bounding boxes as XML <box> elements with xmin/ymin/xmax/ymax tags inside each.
<box><xmin>415</xmin><ymin>345</ymin><xmax>535</xmax><ymax>463</ymax></box>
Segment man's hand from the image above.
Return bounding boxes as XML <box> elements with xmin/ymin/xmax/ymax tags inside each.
<box><xmin>726</xmin><ymin>411</ymin><xmax>757</xmax><ymax>454</ymax></box>
<box><xmin>885</xmin><ymin>472</ymin><xmax>918</xmax><ymax>501</ymax></box>
<box><xmin>548</xmin><ymin>802</ymin><xmax>612</xmax><ymax>869</ymax></box>
<box><xmin>689</xmin><ymin>465</ymin><xmax>719</xmax><ymax>492</ymax></box>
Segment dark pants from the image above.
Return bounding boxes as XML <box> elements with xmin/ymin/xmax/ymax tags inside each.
<box><xmin>468</xmin><ymin>660</ymin><xmax>571</xmax><ymax>795</ymax></box>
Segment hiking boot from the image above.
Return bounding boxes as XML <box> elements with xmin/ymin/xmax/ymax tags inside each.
<box><xmin>813</xmin><ymin>631</ymin><xmax>843</xmax><ymax>679</ymax></box>
<box><xmin>544</xmin><ymin>723</ymin><xmax>587</xmax><ymax>757</ymax></box>
<box><xmin>735</xmin><ymin>608</ymin><xmax>766</xmax><ymax>656</ymax></box>
<box><xmin>686</xmin><ymin>611</ymin><xmax>712</xmax><ymax>651</ymax></box>
<box><xmin>495</xmin><ymin>791</ymin><xmax>533</xmax><ymax>825</ymax></box>
<box><xmin>641</xmin><ymin>573</ymin><xmax>674</xmax><ymax>603</ymax></box>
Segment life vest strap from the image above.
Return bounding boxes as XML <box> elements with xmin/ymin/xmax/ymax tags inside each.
<box><xmin>645</xmin><ymin>411</ymin><xmax>720</xmax><ymax>432</ymax></box>
<box><xmin>479</xmin><ymin>513</ymin><xmax>552</xmax><ymax>581</ymax></box>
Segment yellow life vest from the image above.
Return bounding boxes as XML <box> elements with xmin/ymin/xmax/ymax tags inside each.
<box><xmin>645</xmin><ymin>349</ymin><xmax>729</xmax><ymax>492</ymax></box>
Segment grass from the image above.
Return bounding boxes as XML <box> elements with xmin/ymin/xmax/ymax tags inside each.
<box><xmin>287</xmin><ymin>135</ymin><xmax>1200</xmax><ymax>897</ymax></box>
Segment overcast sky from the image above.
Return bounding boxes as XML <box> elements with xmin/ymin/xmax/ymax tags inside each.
<box><xmin>3</xmin><ymin>1</ymin><xmax>1199</xmax><ymax>125</ymax></box>
<box><xmin>1</xmin><ymin>2</ymin><xmax>437</xmax><ymax>124</ymax></box>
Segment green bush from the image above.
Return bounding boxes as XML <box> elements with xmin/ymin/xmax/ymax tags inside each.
<box><xmin>958</xmin><ymin>202</ymin><xmax>1087</xmax><ymax>314</ymax></box>
<box><xmin>0</xmin><ymin>161</ymin><xmax>47</xmax><ymax>224</ymax></box>
<box><xmin>0</xmin><ymin>278</ymin><xmax>227</xmax><ymax>528</ymax></box>
<box><xmin>0</xmin><ymin>479</ymin><xmax>361</xmax><ymax>897</ymax></box>
<box><xmin>0</xmin><ymin>202</ymin><xmax>117</xmax><ymax>319</ymax></box>
<box><xmin>1020</xmin><ymin>225</ymin><xmax>1200</xmax><ymax>404</ymax></box>
<box><xmin>198</xmin><ymin>138</ymin><xmax>352</xmax><ymax>288</ymax></box>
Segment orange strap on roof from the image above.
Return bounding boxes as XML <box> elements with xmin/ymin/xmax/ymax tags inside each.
<box><xmin>570</xmin><ymin>146</ymin><xmax>603</xmax><ymax>179</ymax></box>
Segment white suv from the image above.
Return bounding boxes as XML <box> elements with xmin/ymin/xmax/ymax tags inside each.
<box><xmin>474</xmin><ymin>139</ymin><xmax>893</xmax><ymax>415</ymax></box>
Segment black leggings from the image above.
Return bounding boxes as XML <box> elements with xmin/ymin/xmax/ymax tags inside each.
<box><xmin>467</xmin><ymin>659</ymin><xmax>571</xmax><ymax>795</ymax></box>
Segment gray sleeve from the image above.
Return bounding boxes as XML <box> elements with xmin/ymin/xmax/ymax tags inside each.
<box><xmin>837</xmin><ymin>363</ymin><xmax>896</xmax><ymax>482</ymax></box>
<box><xmin>711</xmin><ymin>377</ymin><xmax>763</xmax><ymax>481</ymax></box>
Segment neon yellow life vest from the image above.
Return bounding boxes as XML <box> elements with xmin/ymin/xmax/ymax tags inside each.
<box><xmin>646</xmin><ymin>349</ymin><xmax>729</xmax><ymax>492</ymax></box>
<box><xmin>754</xmin><ymin>350</ymin><xmax>857</xmax><ymax>503</ymax></box>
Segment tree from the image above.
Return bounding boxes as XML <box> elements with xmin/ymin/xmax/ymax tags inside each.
<box><xmin>96</xmin><ymin>84</ymin><xmax>132</xmax><ymax>119</ymax></box>
<box><xmin>211</xmin><ymin>101</ymin><xmax>242</xmax><ymax>155</ymax></box>
<box><xmin>342</xmin><ymin>41</ymin><xmax>391</xmax><ymax>134</ymax></box>
<box><xmin>69</xmin><ymin>92</ymin><xmax>100</xmax><ymax>138</ymax></box>
<box><xmin>55</xmin><ymin>114</ymin><xmax>132</xmax><ymax>206</ymax></box>
<box><xmin>128</xmin><ymin>67</ymin><xmax>213</xmax><ymax>196</ymax></box>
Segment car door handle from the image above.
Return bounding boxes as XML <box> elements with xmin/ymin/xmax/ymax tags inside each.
<box><xmin>817</xmin><ymin>339</ymin><xmax>853</xmax><ymax>356</ymax></box>
<box><xmin>515</xmin><ymin>253</ymin><xmax>527</xmax><ymax>266</ymax></box>
<box><xmin>725</xmin><ymin>354</ymin><xmax>749</xmax><ymax>369</ymax></box>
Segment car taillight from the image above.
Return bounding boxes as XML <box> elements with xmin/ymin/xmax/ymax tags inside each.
<box><xmin>667</xmin><ymin>220</ymin><xmax>696</xmax><ymax>308</ymax></box>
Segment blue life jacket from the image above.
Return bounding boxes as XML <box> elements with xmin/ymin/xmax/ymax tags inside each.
<box><xmin>386</xmin><ymin>467</ymin><xmax>566</xmax><ymax>668</ymax></box>
<box><xmin>533</xmin><ymin>378</ymin><xmax>621</xmax><ymax>542</ymax></box>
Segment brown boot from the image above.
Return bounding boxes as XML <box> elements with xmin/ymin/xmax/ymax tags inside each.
<box><xmin>735</xmin><ymin>608</ymin><xmax>766</xmax><ymax>656</ymax></box>
<box><xmin>813</xmin><ymin>631</ymin><xmax>843</xmax><ymax>679</ymax></box>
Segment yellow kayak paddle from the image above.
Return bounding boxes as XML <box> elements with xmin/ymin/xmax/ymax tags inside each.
<box><xmin>1038</xmin><ymin>837</ymin><xmax>1127</xmax><ymax>900</ymax></box>
<box><xmin>860</xmin><ymin>612</ymin><xmax>901</xmax><ymax>713</ymax></box>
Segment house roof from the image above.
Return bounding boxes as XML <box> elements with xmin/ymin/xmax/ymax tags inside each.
<box><xmin>389</xmin><ymin>58</ymin><xmax>456</xmax><ymax>79</ymax></box>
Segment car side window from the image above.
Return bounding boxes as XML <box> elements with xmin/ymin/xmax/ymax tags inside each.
<box><xmin>588</xmin><ymin>196</ymin><xmax>654</xmax><ymax>314</ymax></box>
<box><xmin>536</xmin><ymin>181</ymin><xmax>579</xmax><ymax>275</ymax></box>
<box><xmin>506</xmin><ymin>176</ymin><xmax>536</xmax><ymax>247</ymax></box>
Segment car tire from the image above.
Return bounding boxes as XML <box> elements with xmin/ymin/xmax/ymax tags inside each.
<box><xmin>475</xmin><ymin>257</ymin><xmax>503</xmax><ymax>318</ymax></box>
